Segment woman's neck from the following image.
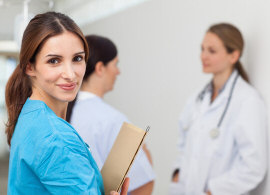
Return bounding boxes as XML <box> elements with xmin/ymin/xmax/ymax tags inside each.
<box><xmin>211</xmin><ymin>69</ymin><xmax>233</xmax><ymax>102</ymax></box>
<box><xmin>30</xmin><ymin>87</ymin><xmax>68</xmax><ymax>119</ymax></box>
<box><xmin>80</xmin><ymin>79</ymin><xmax>105</xmax><ymax>98</ymax></box>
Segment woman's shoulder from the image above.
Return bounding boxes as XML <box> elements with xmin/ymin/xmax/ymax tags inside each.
<box><xmin>235</xmin><ymin>77</ymin><xmax>264</xmax><ymax>103</ymax></box>
<box><xmin>16</xmin><ymin>99</ymin><xmax>82</xmax><ymax>148</ymax></box>
<box><xmin>230</xmin><ymin>77</ymin><xmax>266</xmax><ymax>118</ymax></box>
<box><xmin>76</xmin><ymin>96</ymin><xmax>128</xmax><ymax>121</ymax></box>
<box><xmin>181</xmin><ymin>87</ymin><xmax>203</xmax><ymax>110</ymax></box>
<box><xmin>20</xmin><ymin>100</ymin><xmax>67</xmax><ymax>130</ymax></box>
<box><xmin>15</xmin><ymin>103</ymin><xmax>87</xmax><ymax>162</ymax></box>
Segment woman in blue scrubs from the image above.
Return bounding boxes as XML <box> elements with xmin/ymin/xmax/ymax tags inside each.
<box><xmin>5</xmin><ymin>12</ymin><xmax>128</xmax><ymax>195</ymax></box>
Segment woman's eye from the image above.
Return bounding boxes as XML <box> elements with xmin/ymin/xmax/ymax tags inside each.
<box><xmin>209</xmin><ymin>49</ymin><xmax>216</xmax><ymax>54</ymax></box>
<box><xmin>201</xmin><ymin>46</ymin><xmax>204</xmax><ymax>51</ymax></box>
<box><xmin>48</xmin><ymin>58</ymin><xmax>59</xmax><ymax>64</ymax></box>
<box><xmin>73</xmin><ymin>55</ymin><xmax>83</xmax><ymax>62</ymax></box>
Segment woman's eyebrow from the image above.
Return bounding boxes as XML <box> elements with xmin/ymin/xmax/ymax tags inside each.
<box><xmin>74</xmin><ymin>51</ymin><xmax>85</xmax><ymax>55</ymax></box>
<box><xmin>45</xmin><ymin>54</ymin><xmax>63</xmax><ymax>58</ymax></box>
<box><xmin>45</xmin><ymin>51</ymin><xmax>85</xmax><ymax>58</ymax></box>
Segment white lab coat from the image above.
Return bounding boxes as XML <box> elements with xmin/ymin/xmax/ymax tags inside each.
<box><xmin>170</xmin><ymin>70</ymin><xmax>267</xmax><ymax>195</ymax></box>
<box><xmin>71</xmin><ymin>92</ymin><xmax>155</xmax><ymax>192</ymax></box>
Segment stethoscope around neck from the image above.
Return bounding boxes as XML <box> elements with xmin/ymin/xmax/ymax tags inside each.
<box><xmin>196</xmin><ymin>73</ymin><xmax>239</xmax><ymax>139</ymax></box>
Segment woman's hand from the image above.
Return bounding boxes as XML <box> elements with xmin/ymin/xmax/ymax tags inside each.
<box><xmin>110</xmin><ymin>178</ymin><xmax>130</xmax><ymax>195</ymax></box>
<box><xmin>206</xmin><ymin>190</ymin><xmax>212</xmax><ymax>195</ymax></box>
<box><xmin>172</xmin><ymin>169</ymin><xmax>180</xmax><ymax>182</ymax></box>
<box><xmin>172</xmin><ymin>172</ymin><xmax>179</xmax><ymax>182</ymax></box>
<box><xmin>142</xmin><ymin>144</ymin><xmax>153</xmax><ymax>165</ymax></box>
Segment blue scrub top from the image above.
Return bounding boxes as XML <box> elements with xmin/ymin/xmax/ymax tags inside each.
<box><xmin>8</xmin><ymin>99</ymin><xmax>104</xmax><ymax>195</ymax></box>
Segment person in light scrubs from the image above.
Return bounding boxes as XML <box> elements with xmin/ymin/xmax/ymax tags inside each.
<box><xmin>170</xmin><ymin>23</ymin><xmax>267</xmax><ymax>195</ymax></box>
<box><xmin>66</xmin><ymin>35</ymin><xmax>155</xmax><ymax>195</ymax></box>
<box><xmin>6</xmin><ymin>12</ymin><xmax>129</xmax><ymax>195</ymax></box>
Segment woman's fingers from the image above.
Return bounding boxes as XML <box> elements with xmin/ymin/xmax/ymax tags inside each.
<box><xmin>110</xmin><ymin>178</ymin><xmax>130</xmax><ymax>195</ymax></box>
<box><xmin>120</xmin><ymin>177</ymin><xmax>130</xmax><ymax>195</ymax></box>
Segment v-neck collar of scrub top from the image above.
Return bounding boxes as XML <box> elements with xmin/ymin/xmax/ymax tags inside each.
<box><xmin>200</xmin><ymin>70</ymin><xmax>238</xmax><ymax>113</ymax></box>
<box><xmin>77</xmin><ymin>91</ymin><xmax>99</xmax><ymax>101</ymax></box>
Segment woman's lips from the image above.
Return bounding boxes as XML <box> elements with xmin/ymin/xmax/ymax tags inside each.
<box><xmin>57</xmin><ymin>83</ymin><xmax>77</xmax><ymax>91</ymax></box>
<box><xmin>202</xmin><ymin>63</ymin><xmax>211</xmax><ymax>68</ymax></box>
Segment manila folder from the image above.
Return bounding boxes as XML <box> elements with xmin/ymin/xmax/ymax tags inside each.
<box><xmin>101</xmin><ymin>122</ymin><xmax>148</xmax><ymax>195</ymax></box>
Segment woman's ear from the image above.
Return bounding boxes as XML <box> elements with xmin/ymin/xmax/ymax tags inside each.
<box><xmin>95</xmin><ymin>61</ymin><xmax>105</xmax><ymax>76</ymax></box>
<box><xmin>25</xmin><ymin>63</ymin><xmax>35</xmax><ymax>77</ymax></box>
<box><xmin>230</xmin><ymin>50</ymin><xmax>240</xmax><ymax>65</ymax></box>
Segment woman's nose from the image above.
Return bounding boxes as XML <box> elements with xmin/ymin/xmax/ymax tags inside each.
<box><xmin>62</xmin><ymin>63</ymin><xmax>75</xmax><ymax>80</ymax></box>
<box><xmin>116</xmin><ymin>67</ymin><xmax>120</xmax><ymax>75</ymax></box>
<box><xmin>201</xmin><ymin>51</ymin><xmax>208</xmax><ymax>61</ymax></box>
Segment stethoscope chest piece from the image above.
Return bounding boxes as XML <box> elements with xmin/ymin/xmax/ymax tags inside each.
<box><xmin>210</xmin><ymin>127</ymin><xmax>219</xmax><ymax>139</ymax></box>
<box><xmin>183</xmin><ymin>125</ymin><xmax>189</xmax><ymax>131</ymax></box>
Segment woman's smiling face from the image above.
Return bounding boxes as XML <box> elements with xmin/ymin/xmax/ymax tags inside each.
<box><xmin>26</xmin><ymin>31</ymin><xmax>86</xmax><ymax>104</ymax></box>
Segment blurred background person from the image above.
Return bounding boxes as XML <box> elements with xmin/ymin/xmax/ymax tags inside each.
<box><xmin>66</xmin><ymin>35</ymin><xmax>155</xmax><ymax>195</ymax></box>
<box><xmin>170</xmin><ymin>23</ymin><xmax>267</xmax><ymax>195</ymax></box>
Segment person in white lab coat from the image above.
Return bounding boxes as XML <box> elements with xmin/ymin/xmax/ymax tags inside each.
<box><xmin>170</xmin><ymin>23</ymin><xmax>267</xmax><ymax>195</ymax></box>
<box><xmin>66</xmin><ymin>35</ymin><xmax>155</xmax><ymax>195</ymax></box>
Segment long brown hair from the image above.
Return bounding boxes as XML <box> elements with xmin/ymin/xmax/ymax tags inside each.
<box><xmin>5</xmin><ymin>12</ymin><xmax>89</xmax><ymax>146</ymax></box>
<box><xmin>208</xmin><ymin>23</ymin><xmax>249</xmax><ymax>82</ymax></box>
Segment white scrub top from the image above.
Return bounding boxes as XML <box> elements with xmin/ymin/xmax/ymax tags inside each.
<box><xmin>171</xmin><ymin>70</ymin><xmax>267</xmax><ymax>195</ymax></box>
<box><xmin>71</xmin><ymin>92</ymin><xmax>155</xmax><ymax>192</ymax></box>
